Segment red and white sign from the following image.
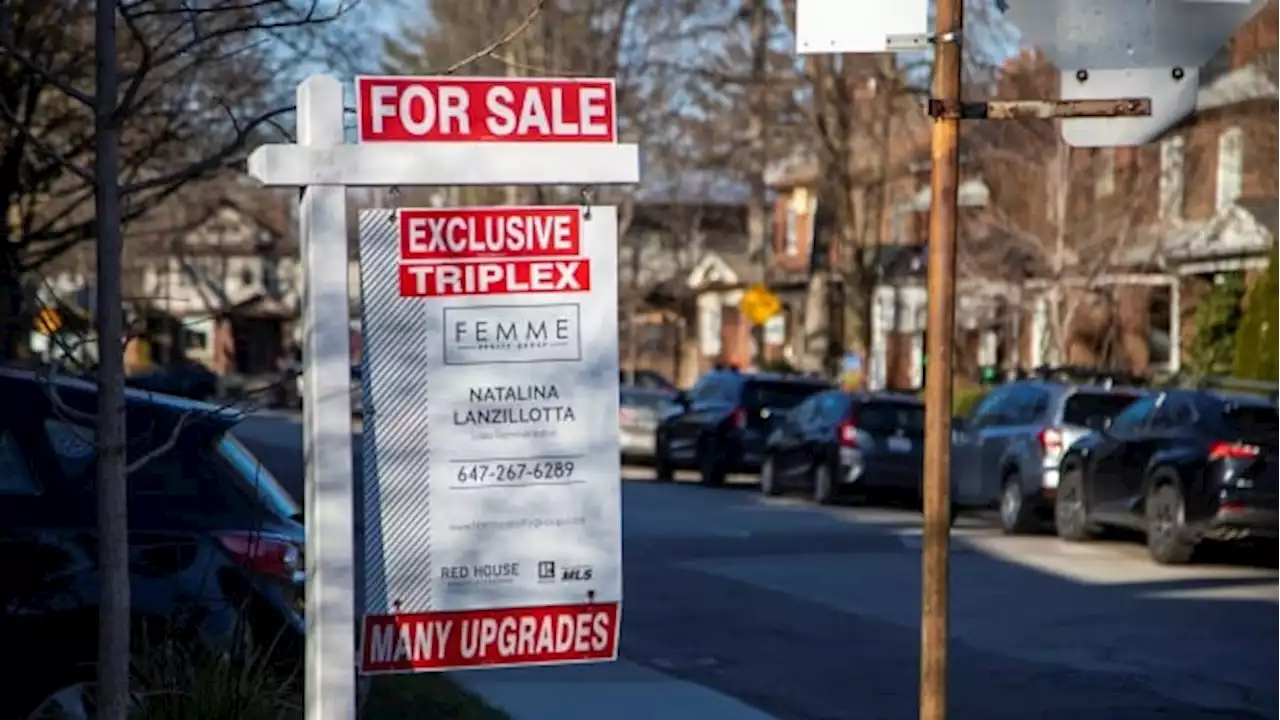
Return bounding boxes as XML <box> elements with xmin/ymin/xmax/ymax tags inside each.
<box><xmin>361</xmin><ymin>602</ymin><xmax>620</xmax><ymax>673</ymax></box>
<box><xmin>356</xmin><ymin>77</ymin><xmax>617</xmax><ymax>143</ymax></box>
<box><xmin>396</xmin><ymin>207</ymin><xmax>591</xmax><ymax>298</ymax></box>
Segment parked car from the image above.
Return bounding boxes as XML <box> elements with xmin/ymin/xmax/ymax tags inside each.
<box><xmin>761</xmin><ymin>390</ymin><xmax>925</xmax><ymax>505</ymax></box>
<box><xmin>0</xmin><ymin>367</ymin><xmax>305</xmax><ymax>718</ymax></box>
<box><xmin>126</xmin><ymin>359</ymin><xmax>219</xmax><ymax>401</ymax></box>
<box><xmin>620</xmin><ymin>369</ymin><xmax>678</xmax><ymax>394</ymax></box>
<box><xmin>293</xmin><ymin>364</ymin><xmax>364</xmax><ymax>415</ymax></box>
<box><xmin>619</xmin><ymin>386</ymin><xmax>677</xmax><ymax>462</ymax></box>
<box><xmin>653</xmin><ymin>370</ymin><xmax>831</xmax><ymax>486</ymax></box>
<box><xmin>1056</xmin><ymin>388</ymin><xmax>1278</xmax><ymax>564</ymax></box>
<box><xmin>950</xmin><ymin>377</ymin><xmax>1146</xmax><ymax>534</ymax></box>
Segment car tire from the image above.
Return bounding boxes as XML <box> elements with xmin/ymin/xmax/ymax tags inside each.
<box><xmin>999</xmin><ymin>473</ymin><xmax>1038</xmax><ymax>535</ymax></box>
<box><xmin>760</xmin><ymin>457</ymin><xmax>781</xmax><ymax>496</ymax></box>
<box><xmin>654</xmin><ymin>443</ymin><xmax>674</xmax><ymax>483</ymax></box>
<box><xmin>697</xmin><ymin>438</ymin><xmax>726</xmax><ymax>487</ymax></box>
<box><xmin>813</xmin><ymin>462</ymin><xmax>836</xmax><ymax>505</ymax></box>
<box><xmin>1054</xmin><ymin>464</ymin><xmax>1097</xmax><ymax>542</ymax></box>
<box><xmin>1146</xmin><ymin>480</ymin><xmax>1196</xmax><ymax>565</ymax></box>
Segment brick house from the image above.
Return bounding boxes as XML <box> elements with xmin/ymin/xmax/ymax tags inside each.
<box><xmin>971</xmin><ymin>4</ymin><xmax>1277</xmax><ymax>377</ymax></box>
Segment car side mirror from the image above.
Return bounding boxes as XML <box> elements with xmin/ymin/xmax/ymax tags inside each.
<box><xmin>1085</xmin><ymin>415</ymin><xmax>1111</xmax><ymax>433</ymax></box>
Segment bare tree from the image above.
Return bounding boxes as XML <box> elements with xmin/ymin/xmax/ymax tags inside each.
<box><xmin>1</xmin><ymin>2</ymin><xmax>367</xmax><ymax>716</ymax></box>
<box><xmin>0</xmin><ymin>0</ymin><xmax>363</xmax><ymax>359</ymax></box>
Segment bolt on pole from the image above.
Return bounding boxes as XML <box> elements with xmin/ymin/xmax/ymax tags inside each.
<box><xmin>919</xmin><ymin>0</ymin><xmax>963</xmax><ymax>716</ymax></box>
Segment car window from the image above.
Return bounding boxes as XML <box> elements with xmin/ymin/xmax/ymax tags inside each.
<box><xmin>1219</xmin><ymin>403</ymin><xmax>1278</xmax><ymax>444</ymax></box>
<box><xmin>969</xmin><ymin>385</ymin><xmax>1015</xmax><ymax>427</ymax></box>
<box><xmin>43</xmin><ymin>418</ymin><xmax>96</xmax><ymax>479</ymax></box>
<box><xmin>744</xmin><ymin>381</ymin><xmax>826</xmax><ymax>412</ymax></box>
<box><xmin>218</xmin><ymin>433</ymin><xmax>301</xmax><ymax>521</ymax></box>
<box><xmin>0</xmin><ymin>429</ymin><xmax>40</xmax><ymax>496</ymax></box>
<box><xmin>1061</xmin><ymin>392</ymin><xmax>1141</xmax><ymax>427</ymax></box>
<box><xmin>786</xmin><ymin>394</ymin><xmax>822</xmax><ymax>425</ymax></box>
<box><xmin>1109</xmin><ymin>395</ymin><xmax>1158</xmax><ymax>433</ymax></box>
<box><xmin>1006</xmin><ymin>387</ymin><xmax>1051</xmax><ymax>425</ymax></box>
<box><xmin>1149</xmin><ymin>396</ymin><xmax>1196</xmax><ymax>429</ymax></box>
<box><xmin>818</xmin><ymin>393</ymin><xmax>852</xmax><ymax>424</ymax></box>
<box><xmin>689</xmin><ymin>376</ymin><xmax>730</xmax><ymax>403</ymax></box>
<box><xmin>857</xmin><ymin>401</ymin><xmax>925</xmax><ymax>434</ymax></box>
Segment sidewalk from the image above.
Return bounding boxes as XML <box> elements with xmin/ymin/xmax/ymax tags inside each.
<box><xmin>454</xmin><ymin>659</ymin><xmax>779</xmax><ymax>720</ymax></box>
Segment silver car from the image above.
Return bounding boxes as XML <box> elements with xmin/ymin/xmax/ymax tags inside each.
<box><xmin>951</xmin><ymin>380</ymin><xmax>1146</xmax><ymax>534</ymax></box>
<box><xmin>619</xmin><ymin>386</ymin><xmax>676</xmax><ymax>461</ymax></box>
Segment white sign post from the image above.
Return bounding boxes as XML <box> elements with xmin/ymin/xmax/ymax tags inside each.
<box><xmin>248</xmin><ymin>74</ymin><xmax>638</xmax><ymax>719</ymax></box>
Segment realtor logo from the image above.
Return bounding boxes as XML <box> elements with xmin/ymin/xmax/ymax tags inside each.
<box><xmin>537</xmin><ymin>561</ymin><xmax>556</xmax><ymax>580</ymax></box>
<box><xmin>443</xmin><ymin>303</ymin><xmax>582</xmax><ymax>365</ymax></box>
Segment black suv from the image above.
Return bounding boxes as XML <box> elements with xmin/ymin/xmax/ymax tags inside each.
<box><xmin>0</xmin><ymin>367</ymin><xmax>305</xmax><ymax>717</ymax></box>
<box><xmin>1057</xmin><ymin>387</ymin><xmax>1277</xmax><ymax>564</ymax></box>
<box><xmin>653</xmin><ymin>370</ymin><xmax>831</xmax><ymax>485</ymax></box>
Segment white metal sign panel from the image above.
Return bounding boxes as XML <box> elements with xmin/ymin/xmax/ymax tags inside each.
<box><xmin>1002</xmin><ymin>0</ymin><xmax>1269</xmax><ymax>146</ymax></box>
<box><xmin>1059</xmin><ymin>67</ymin><xmax>1199</xmax><ymax>147</ymax></box>
<box><xmin>795</xmin><ymin>0</ymin><xmax>928</xmax><ymax>54</ymax></box>
<box><xmin>358</xmin><ymin>205</ymin><xmax>622</xmax><ymax>674</ymax></box>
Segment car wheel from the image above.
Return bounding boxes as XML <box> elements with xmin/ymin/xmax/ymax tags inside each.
<box><xmin>1146</xmin><ymin>481</ymin><xmax>1196</xmax><ymax>565</ymax></box>
<box><xmin>654</xmin><ymin>442</ymin><xmax>674</xmax><ymax>483</ymax></box>
<box><xmin>1054</xmin><ymin>465</ymin><xmax>1097</xmax><ymax>542</ymax></box>
<box><xmin>760</xmin><ymin>457</ymin><xmax>781</xmax><ymax>496</ymax></box>
<box><xmin>813</xmin><ymin>462</ymin><xmax>836</xmax><ymax>505</ymax></box>
<box><xmin>999</xmin><ymin>474</ymin><xmax>1037</xmax><ymax>535</ymax></box>
<box><xmin>697</xmin><ymin>439</ymin><xmax>726</xmax><ymax>487</ymax></box>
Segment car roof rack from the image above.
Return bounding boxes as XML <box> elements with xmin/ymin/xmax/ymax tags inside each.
<box><xmin>1014</xmin><ymin>365</ymin><xmax>1147</xmax><ymax>389</ymax></box>
<box><xmin>1186</xmin><ymin>375</ymin><xmax>1279</xmax><ymax>403</ymax></box>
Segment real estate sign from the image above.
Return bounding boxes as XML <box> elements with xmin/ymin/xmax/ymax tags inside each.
<box><xmin>358</xmin><ymin>205</ymin><xmax>623</xmax><ymax>673</ymax></box>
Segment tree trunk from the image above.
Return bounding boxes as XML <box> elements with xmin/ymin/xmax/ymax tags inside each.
<box><xmin>95</xmin><ymin>1</ymin><xmax>132</xmax><ymax>716</ymax></box>
<box><xmin>0</xmin><ymin>225</ymin><xmax>29</xmax><ymax>362</ymax></box>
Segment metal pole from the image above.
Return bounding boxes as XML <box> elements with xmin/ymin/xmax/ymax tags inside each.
<box><xmin>93</xmin><ymin>1</ymin><xmax>130</xmax><ymax>718</ymax></box>
<box><xmin>296</xmin><ymin>75</ymin><xmax>357</xmax><ymax>720</ymax></box>
<box><xmin>919</xmin><ymin>0</ymin><xmax>963</xmax><ymax>716</ymax></box>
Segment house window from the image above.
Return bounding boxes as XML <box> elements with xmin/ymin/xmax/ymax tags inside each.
<box><xmin>784</xmin><ymin>204</ymin><xmax>799</xmax><ymax>256</ymax></box>
<box><xmin>1094</xmin><ymin>150</ymin><xmax>1115</xmax><ymax>198</ymax></box>
<box><xmin>1147</xmin><ymin>285</ymin><xmax>1173</xmax><ymax>369</ymax></box>
<box><xmin>183</xmin><ymin>329</ymin><xmax>210</xmax><ymax>351</ymax></box>
<box><xmin>1159</xmin><ymin>135</ymin><xmax>1185</xmax><ymax>221</ymax></box>
<box><xmin>1215</xmin><ymin>126</ymin><xmax>1244</xmax><ymax>213</ymax></box>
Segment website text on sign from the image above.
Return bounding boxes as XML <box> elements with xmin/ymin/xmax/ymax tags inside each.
<box><xmin>356</xmin><ymin>77</ymin><xmax>618</xmax><ymax>143</ymax></box>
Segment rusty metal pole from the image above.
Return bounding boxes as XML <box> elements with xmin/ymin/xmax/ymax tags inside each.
<box><xmin>919</xmin><ymin>0</ymin><xmax>963</xmax><ymax>716</ymax></box>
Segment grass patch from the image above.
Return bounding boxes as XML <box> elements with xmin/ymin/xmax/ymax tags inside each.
<box><xmin>363</xmin><ymin>674</ymin><xmax>509</xmax><ymax>720</ymax></box>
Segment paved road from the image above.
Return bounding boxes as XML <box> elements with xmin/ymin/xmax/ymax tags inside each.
<box><xmin>234</xmin><ymin>414</ymin><xmax>1279</xmax><ymax>720</ymax></box>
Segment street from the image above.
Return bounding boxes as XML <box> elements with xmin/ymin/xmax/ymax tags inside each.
<box><xmin>235</xmin><ymin>413</ymin><xmax>1279</xmax><ymax>720</ymax></box>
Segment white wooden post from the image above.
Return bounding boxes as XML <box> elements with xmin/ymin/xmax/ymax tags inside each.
<box><xmin>295</xmin><ymin>75</ymin><xmax>357</xmax><ymax>720</ymax></box>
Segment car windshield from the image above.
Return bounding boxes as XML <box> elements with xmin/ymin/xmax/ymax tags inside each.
<box><xmin>745</xmin><ymin>381</ymin><xmax>827</xmax><ymax>411</ymax></box>
<box><xmin>1220</xmin><ymin>404</ymin><xmax>1278</xmax><ymax>445</ymax></box>
<box><xmin>1062</xmin><ymin>392</ymin><xmax>1142</xmax><ymax>427</ymax></box>
<box><xmin>217</xmin><ymin>432</ymin><xmax>302</xmax><ymax>521</ymax></box>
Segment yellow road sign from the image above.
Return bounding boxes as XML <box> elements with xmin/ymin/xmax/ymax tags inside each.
<box><xmin>34</xmin><ymin>307</ymin><xmax>61</xmax><ymax>335</ymax></box>
<box><xmin>739</xmin><ymin>283</ymin><xmax>782</xmax><ymax>326</ymax></box>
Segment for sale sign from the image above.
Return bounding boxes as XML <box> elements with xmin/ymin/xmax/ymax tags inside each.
<box><xmin>358</xmin><ymin>206</ymin><xmax>622</xmax><ymax>674</ymax></box>
<box><xmin>355</xmin><ymin>77</ymin><xmax>617</xmax><ymax>143</ymax></box>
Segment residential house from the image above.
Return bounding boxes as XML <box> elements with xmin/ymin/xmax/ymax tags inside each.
<box><xmin>133</xmin><ymin>192</ymin><xmax>300</xmax><ymax>376</ymax></box>
<box><xmin>1006</xmin><ymin>2</ymin><xmax>1278</xmax><ymax>374</ymax></box>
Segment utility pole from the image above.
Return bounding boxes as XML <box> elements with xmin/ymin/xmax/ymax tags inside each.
<box><xmin>917</xmin><ymin>0</ymin><xmax>962</xmax><ymax>717</ymax></box>
<box><xmin>94</xmin><ymin>0</ymin><xmax>130</xmax><ymax>718</ymax></box>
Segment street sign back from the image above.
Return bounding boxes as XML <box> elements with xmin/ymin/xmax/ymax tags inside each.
<box><xmin>795</xmin><ymin>0</ymin><xmax>928</xmax><ymax>54</ymax></box>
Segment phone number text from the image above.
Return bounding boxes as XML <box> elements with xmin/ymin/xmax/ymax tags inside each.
<box><xmin>454</xmin><ymin>460</ymin><xmax>577</xmax><ymax>484</ymax></box>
